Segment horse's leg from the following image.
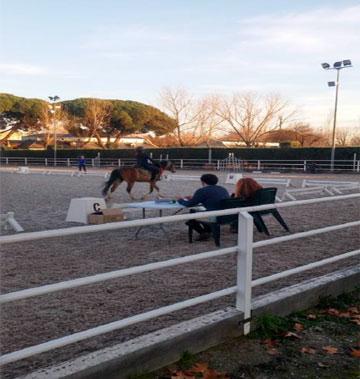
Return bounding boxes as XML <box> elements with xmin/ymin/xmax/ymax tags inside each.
<box><xmin>106</xmin><ymin>179</ymin><xmax>122</xmax><ymax>201</ymax></box>
<box><xmin>153</xmin><ymin>182</ymin><xmax>163</xmax><ymax>198</ymax></box>
<box><xmin>141</xmin><ymin>181</ymin><xmax>156</xmax><ymax>200</ymax></box>
<box><xmin>126</xmin><ymin>181</ymin><xmax>136</xmax><ymax>200</ymax></box>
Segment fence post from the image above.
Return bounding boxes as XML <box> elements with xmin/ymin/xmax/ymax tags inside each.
<box><xmin>160</xmin><ymin>154</ymin><xmax>163</xmax><ymax>161</ymax></box>
<box><xmin>118</xmin><ymin>159</ymin><xmax>121</xmax><ymax>167</ymax></box>
<box><xmin>353</xmin><ymin>153</ymin><xmax>357</xmax><ymax>172</ymax></box>
<box><xmin>357</xmin><ymin>160</ymin><xmax>360</xmax><ymax>173</ymax></box>
<box><xmin>257</xmin><ymin>160</ymin><xmax>261</xmax><ymax>170</ymax></box>
<box><xmin>67</xmin><ymin>158</ymin><xmax>70</xmax><ymax>167</ymax></box>
<box><xmin>180</xmin><ymin>159</ymin><xmax>183</xmax><ymax>169</ymax></box>
<box><xmin>5</xmin><ymin>157</ymin><xmax>9</xmax><ymax>165</ymax></box>
<box><xmin>236</xmin><ymin>211</ymin><xmax>253</xmax><ymax>335</ymax></box>
<box><xmin>217</xmin><ymin>160</ymin><xmax>220</xmax><ymax>170</ymax></box>
<box><xmin>303</xmin><ymin>160</ymin><xmax>307</xmax><ymax>172</ymax></box>
<box><xmin>24</xmin><ymin>158</ymin><xmax>28</xmax><ymax>166</ymax></box>
<box><xmin>91</xmin><ymin>159</ymin><xmax>95</xmax><ymax>167</ymax></box>
<box><xmin>45</xmin><ymin>158</ymin><xmax>48</xmax><ymax>166</ymax></box>
<box><xmin>166</xmin><ymin>154</ymin><xmax>169</xmax><ymax>160</ymax></box>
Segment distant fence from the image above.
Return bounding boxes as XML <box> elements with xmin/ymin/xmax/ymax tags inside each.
<box><xmin>0</xmin><ymin>193</ymin><xmax>359</xmax><ymax>366</ymax></box>
<box><xmin>0</xmin><ymin>156</ymin><xmax>359</xmax><ymax>173</ymax></box>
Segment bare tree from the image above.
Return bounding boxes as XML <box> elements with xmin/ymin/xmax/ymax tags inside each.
<box><xmin>336</xmin><ymin>127</ymin><xmax>353</xmax><ymax>147</ymax></box>
<box><xmin>158</xmin><ymin>88</ymin><xmax>224</xmax><ymax>146</ymax></box>
<box><xmin>82</xmin><ymin>99</ymin><xmax>112</xmax><ymax>148</ymax></box>
<box><xmin>158</xmin><ymin>87</ymin><xmax>203</xmax><ymax>146</ymax></box>
<box><xmin>216</xmin><ymin>92</ymin><xmax>291</xmax><ymax>146</ymax></box>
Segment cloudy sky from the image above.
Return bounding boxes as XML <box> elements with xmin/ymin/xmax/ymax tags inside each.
<box><xmin>0</xmin><ymin>0</ymin><xmax>359</xmax><ymax>129</ymax></box>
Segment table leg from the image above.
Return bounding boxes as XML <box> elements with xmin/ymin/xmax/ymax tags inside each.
<box><xmin>135</xmin><ymin>208</ymin><xmax>146</xmax><ymax>238</ymax></box>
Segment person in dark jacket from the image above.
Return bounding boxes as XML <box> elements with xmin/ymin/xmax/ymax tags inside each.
<box><xmin>135</xmin><ymin>146</ymin><xmax>160</xmax><ymax>181</ymax></box>
<box><xmin>178</xmin><ymin>174</ymin><xmax>230</xmax><ymax>241</ymax></box>
<box><xmin>78</xmin><ymin>155</ymin><xmax>87</xmax><ymax>173</ymax></box>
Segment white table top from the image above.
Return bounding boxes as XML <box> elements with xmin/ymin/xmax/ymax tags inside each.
<box><xmin>125</xmin><ymin>200</ymin><xmax>185</xmax><ymax>210</ymax></box>
<box><xmin>111</xmin><ymin>200</ymin><xmax>206</xmax><ymax>212</ymax></box>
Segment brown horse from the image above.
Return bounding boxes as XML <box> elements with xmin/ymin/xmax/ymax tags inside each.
<box><xmin>102</xmin><ymin>160</ymin><xmax>176</xmax><ymax>200</ymax></box>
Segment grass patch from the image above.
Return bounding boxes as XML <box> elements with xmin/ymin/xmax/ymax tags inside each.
<box><xmin>177</xmin><ymin>351</ymin><xmax>197</xmax><ymax>370</ymax></box>
<box><xmin>317</xmin><ymin>290</ymin><xmax>359</xmax><ymax>310</ymax></box>
<box><xmin>251</xmin><ymin>314</ymin><xmax>291</xmax><ymax>339</ymax></box>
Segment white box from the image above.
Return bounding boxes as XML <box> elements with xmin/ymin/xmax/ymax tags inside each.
<box><xmin>66</xmin><ymin>197</ymin><xmax>107</xmax><ymax>224</ymax></box>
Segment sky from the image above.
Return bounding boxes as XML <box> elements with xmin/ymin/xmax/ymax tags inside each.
<box><xmin>0</xmin><ymin>0</ymin><xmax>359</xmax><ymax>130</ymax></box>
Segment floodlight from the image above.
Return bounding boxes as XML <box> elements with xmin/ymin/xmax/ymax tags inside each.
<box><xmin>321</xmin><ymin>62</ymin><xmax>330</xmax><ymax>69</ymax></box>
<box><xmin>328</xmin><ymin>81</ymin><xmax>336</xmax><ymax>87</ymax></box>
<box><xmin>333</xmin><ymin>61</ymin><xmax>342</xmax><ymax>68</ymax></box>
<box><xmin>343</xmin><ymin>59</ymin><xmax>352</xmax><ymax>66</ymax></box>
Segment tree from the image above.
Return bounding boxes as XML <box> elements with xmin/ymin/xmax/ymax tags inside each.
<box><xmin>336</xmin><ymin>127</ymin><xmax>353</xmax><ymax>147</ymax></box>
<box><xmin>158</xmin><ymin>88</ymin><xmax>223</xmax><ymax>146</ymax></box>
<box><xmin>0</xmin><ymin>93</ymin><xmax>49</xmax><ymax>145</ymax></box>
<box><xmin>216</xmin><ymin>92</ymin><xmax>291</xmax><ymax>147</ymax></box>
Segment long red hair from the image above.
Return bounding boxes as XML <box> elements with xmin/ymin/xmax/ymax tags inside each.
<box><xmin>234</xmin><ymin>177</ymin><xmax>263</xmax><ymax>199</ymax></box>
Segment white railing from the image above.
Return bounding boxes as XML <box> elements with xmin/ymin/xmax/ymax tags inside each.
<box><xmin>0</xmin><ymin>156</ymin><xmax>359</xmax><ymax>172</ymax></box>
<box><xmin>0</xmin><ymin>193</ymin><xmax>359</xmax><ymax>366</ymax></box>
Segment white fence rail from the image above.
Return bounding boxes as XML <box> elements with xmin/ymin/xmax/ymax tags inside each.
<box><xmin>0</xmin><ymin>193</ymin><xmax>359</xmax><ymax>366</ymax></box>
<box><xmin>1</xmin><ymin>156</ymin><xmax>359</xmax><ymax>172</ymax></box>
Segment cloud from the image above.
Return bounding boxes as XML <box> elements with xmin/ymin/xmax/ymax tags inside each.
<box><xmin>0</xmin><ymin>63</ymin><xmax>49</xmax><ymax>76</ymax></box>
<box><xmin>237</xmin><ymin>5</ymin><xmax>360</xmax><ymax>56</ymax></box>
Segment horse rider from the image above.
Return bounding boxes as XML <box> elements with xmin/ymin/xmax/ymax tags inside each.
<box><xmin>135</xmin><ymin>146</ymin><xmax>160</xmax><ymax>181</ymax></box>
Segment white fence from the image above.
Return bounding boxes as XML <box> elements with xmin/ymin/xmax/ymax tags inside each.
<box><xmin>1</xmin><ymin>156</ymin><xmax>359</xmax><ymax>172</ymax></box>
<box><xmin>0</xmin><ymin>193</ymin><xmax>359</xmax><ymax>366</ymax></box>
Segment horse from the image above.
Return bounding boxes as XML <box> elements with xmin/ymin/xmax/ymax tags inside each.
<box><xmin>102</xmin><ymin>160</ymin><xmax>176</xmax><ymax>200</ymax></box>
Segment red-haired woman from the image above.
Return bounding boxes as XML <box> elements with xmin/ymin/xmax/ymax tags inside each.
<box><xmin>233</xmin><ymin>177</ymin><xmax>263</xmax><ymax>199</ymax></box>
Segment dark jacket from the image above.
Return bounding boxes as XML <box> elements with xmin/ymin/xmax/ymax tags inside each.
<box><xmin>136</xmin><ymin>152</ymin><xmax>157</xmax><ymax>169</ymax></box>
<box><xmin>178</xmin><ymin>185</ymin><xmax>230</xmax><ymax>211</ymax></box>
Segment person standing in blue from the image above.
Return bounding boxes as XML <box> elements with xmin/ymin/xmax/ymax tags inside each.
<box><xmin>135</xmin><ymin>146</ymin><xmax>160</xmax><ymax>181</ymax></box>
<box><xmin>78</xmin><ymin>155</ymin><xmax>87</xmax><ymax>173</ymax></box>
<box><xmin>177</xmin><ymin>174</ymin><xmax>230</xmax><ymax>240</ymax></box>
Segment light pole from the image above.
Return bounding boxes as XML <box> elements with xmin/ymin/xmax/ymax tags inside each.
<box><xmin>321</xmin><ymin>60</ymin><xmax>352</xmax><ymax>171</ymax></box>
<box><xmin>48</xmin><ymin>96</ymin><xmax>60</xmax><ymax>166</ymax></box>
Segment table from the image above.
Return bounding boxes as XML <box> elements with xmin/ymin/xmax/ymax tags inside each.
<box><xmin>123</xmin><ymin>200</ymin><xmax>205</xmax><ymax>238</ymax></box>
<box><xmin>124</xmin><ymin>200</ymin><xmax>185</xmax><ymax>238</ymax></box>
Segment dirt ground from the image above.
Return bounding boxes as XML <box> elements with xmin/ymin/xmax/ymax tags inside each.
<box><xmin>0</xmin><ymin>169</ymin><xmax>359</xmax><ymax>378</ymax></box>
<box><xmin>153</xmin><ymin>290</ymin><xmax>360</xmax><ymax>379</ymax></box>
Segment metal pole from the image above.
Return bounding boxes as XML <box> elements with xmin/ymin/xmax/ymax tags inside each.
<box><xmin>330</xmin><ymin>69</ymin><xmax>340</xmax><ymax>172</ymax></box>
<box><xmin>53</xmin><ymin>106</ymin><xmax>57</xmax><ymax>167</ymax></box>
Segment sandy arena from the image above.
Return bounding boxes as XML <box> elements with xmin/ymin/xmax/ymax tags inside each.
<box><xmin>0</xmin><ymin>169</ymin><xmax>359</xmax><ymax>378</ymax></box>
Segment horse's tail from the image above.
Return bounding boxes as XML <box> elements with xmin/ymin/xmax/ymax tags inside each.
<box><xmin>102</xmin><ymin>169</ymin><xmax>122</xmax><ymax>197</ymax></box>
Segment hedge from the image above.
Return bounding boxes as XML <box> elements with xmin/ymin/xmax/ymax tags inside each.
<box><xmin>1</xmin><ymin>147</ymin><xmax>359</xmax><ymax>161</ymax></box>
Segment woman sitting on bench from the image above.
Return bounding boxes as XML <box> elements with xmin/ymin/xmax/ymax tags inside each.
<box><xmin>232</xmin><ymin>177</ymin><xmax>263</xmax><ymax>199</ymax></box>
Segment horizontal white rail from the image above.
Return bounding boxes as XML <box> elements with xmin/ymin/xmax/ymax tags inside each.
<box><xmin>0</xmin><ymin>246</ymin><xmax>237</xmax><ymax>304</ymax></box>
<box><xmin>253</xmin><ymin>220</ymin><xmax>360</xmax><ymax>248</ymax></box>
<box><xmin>0</xmin><ymin>285</ymin><xmax>237</xmax><ymax>366</ymax></box>
<box><xmin>252</xmin><ymin>249</ymin><xmax>360</xmax><ymax>287</ymax></box>
<box><xmin>1</xmin><ymin>193</ymin><xmax>359</xmax><ymax>245</ymax></box>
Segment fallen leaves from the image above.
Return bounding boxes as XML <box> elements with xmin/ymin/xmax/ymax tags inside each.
<box><xmin>317</xmin><ymin>362</ymin><xmax>329</xmax><ymax>368</ymax></box>
<box><xmin>170</xmin><ymin>363</ymin><xmax>229</xmax><ymax>379</ymax></box>
<box><xmin>294</xmin><ymin>322</ymin><xmax>304</xmax><ymax>332</ymax></box>
<box><xmin>350</xmin><ymin>349</ymin><xmax>360</xmax><ymax>358</ymax></box>
<box><xmin>284</xmin><ymin>331</ymin><xmax>302</xmax><ymax>339</ymax></box>
<box><xmin>322</xmin><ymin>346</ymin><xmax>338</xmax><ymax>355</ymax></box>
<box><xmin>300</xmin><ymin>347</ymin><xmax>316</xmax><ymax>354</ymax></box>
<box><xmin>307</xmin><ymin>313</ymin><xmax>317</xmax><ymax>320</ymax></box>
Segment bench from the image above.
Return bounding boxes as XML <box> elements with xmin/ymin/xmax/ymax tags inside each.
<box><xmin>188</xmin><ymin>188</ymin><xmax>289</xmax><ymax>246</ymax></box>
<box><xmin>282</xmin><ymin>186</ymin><xmax>334</xmax><ymax>201</ymax></box>
<box><xmin>301</xmin><ymin>180</ymin><xmax>360</xmax><ymax>195</ymax></box>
